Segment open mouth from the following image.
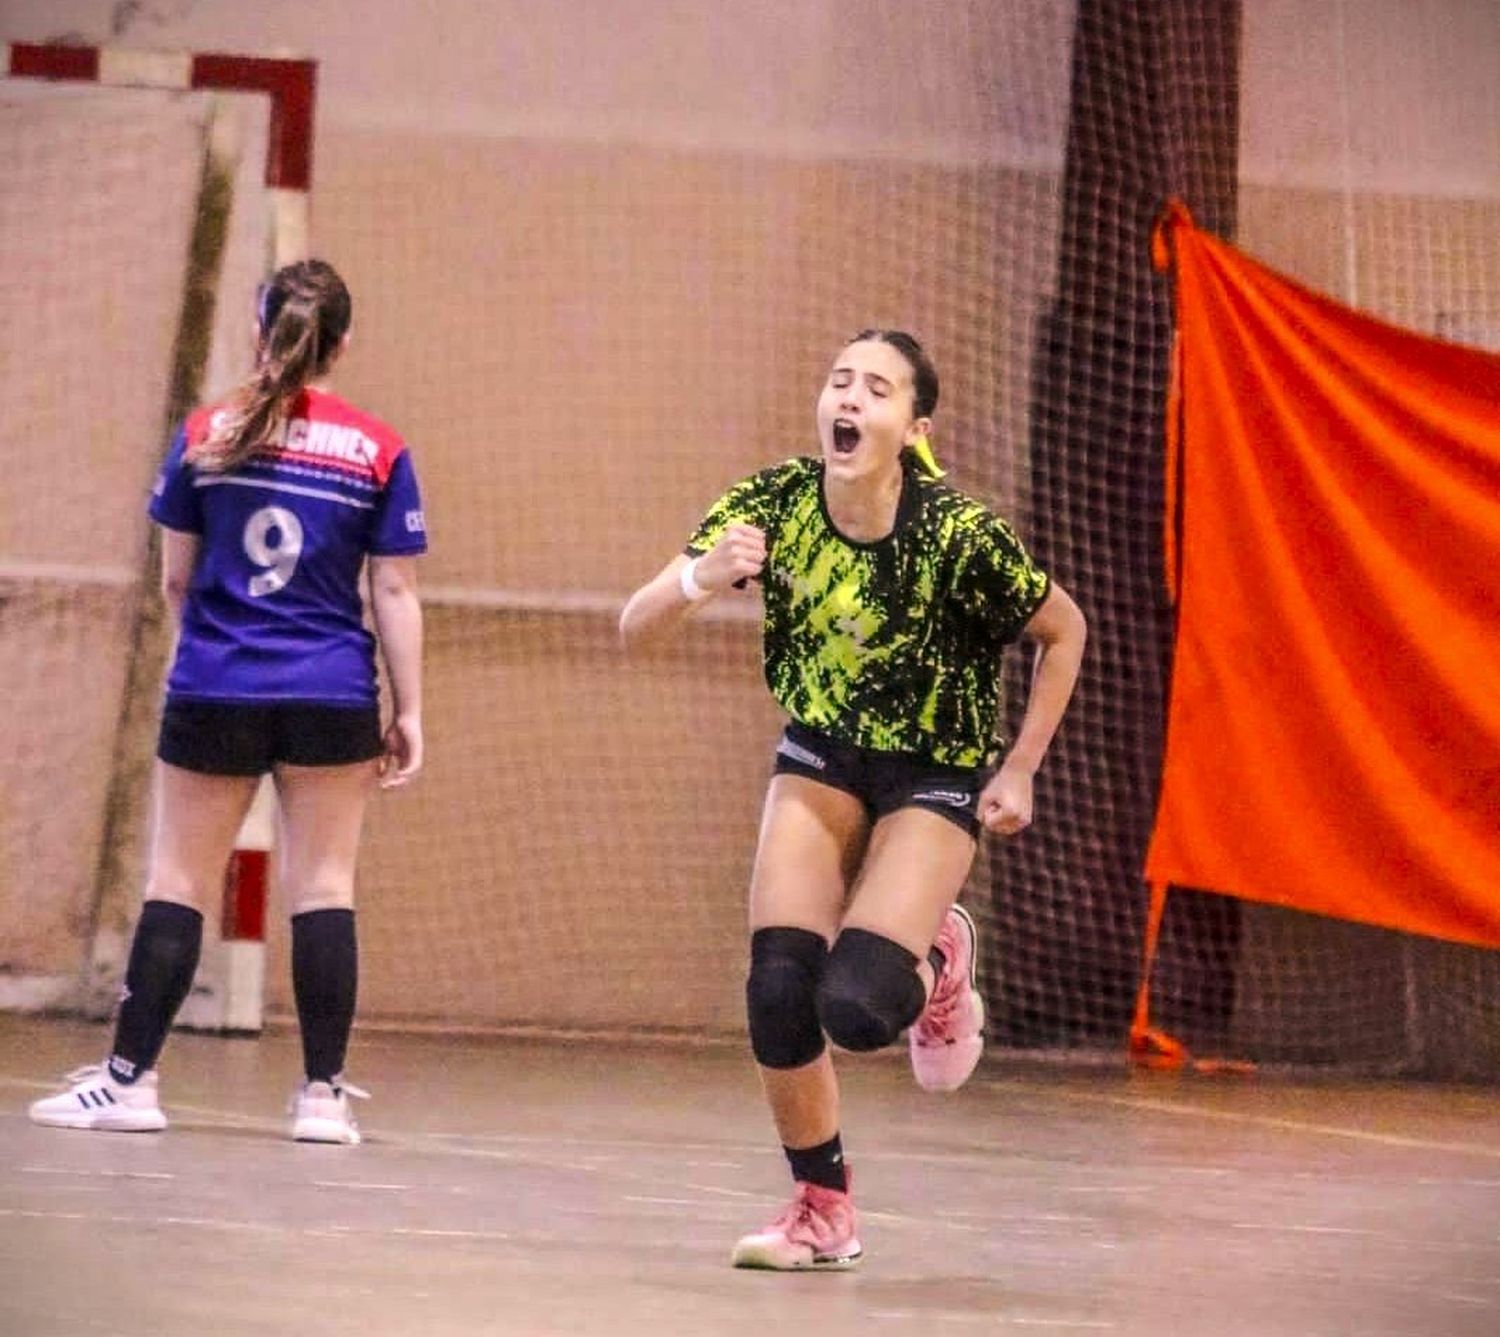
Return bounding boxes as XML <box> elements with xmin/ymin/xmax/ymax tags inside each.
<box><xmin>832</xmin><ymin>419</ymin><xmax>861</xmax><ymax>455</ymax></box>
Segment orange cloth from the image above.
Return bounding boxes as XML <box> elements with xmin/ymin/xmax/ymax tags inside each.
<box><xmin>1145</xmin><ymin>201</ymin><xmax>1500</xmax><ymax>952</ymax></box>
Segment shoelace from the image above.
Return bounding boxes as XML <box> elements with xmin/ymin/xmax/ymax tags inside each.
<box><xmin>59</xmin><ymin>1064</ymin><xmax>106</xmax><ymax>1086</ymax></box>
<box><xmin>287</xmin><ymin>1078</ymin><xmax>371</xmax><ymax>1114</ymax></box>
<box><xmin>776</xmin><ymin>1187</ymin><xmax>842</xmax><ymax>1244</ymax></box>
<box><xmin>914</xmin><ymin>968</ymin><xmax>965</xmax><ymax>1040</ymax></box>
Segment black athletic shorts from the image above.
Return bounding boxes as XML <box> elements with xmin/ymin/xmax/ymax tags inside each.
<box><xmin>771</xmin><ymin>720</ymin><xmax>987</xmax><ymax>838</ymax></box>
<box><xmin>157</xmin><ymin>700</ymin><xmax>383</xmax><ymax>777</ymax></box>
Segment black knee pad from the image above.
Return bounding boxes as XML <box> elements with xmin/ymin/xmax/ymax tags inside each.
<box><xmin>746</xmin><ymin>926</ymin><xmax>828</xmax><ymax>1069</ymax></box>
<box><xmin>817</xmin><ymin>928</ymin><xmax>925</xmax><ymax>1053</ymax></box>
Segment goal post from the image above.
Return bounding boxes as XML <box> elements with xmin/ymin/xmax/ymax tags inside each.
<box><xmin>1</xmin><ymin>42</ymin><xmax>317</xmax><ymax>1031</ymax></box>
<box><xmin>6</xmin><ymin>42</ymin><xmax>314</xmax><ymax>264</ymax></box>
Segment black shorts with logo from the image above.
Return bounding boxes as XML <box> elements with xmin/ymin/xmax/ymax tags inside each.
<box><xmin>158</xmin><ymin>700</ymin><xmax>383</xmax><ymax>777</ymax></box>
<box><xmin>771</xmin><ymin>720</ymin><xmax>987</xmax><ymax>838</ymax></box>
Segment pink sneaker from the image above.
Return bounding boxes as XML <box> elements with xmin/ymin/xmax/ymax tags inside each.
<box><xmin>910</xmin><ymin>904</ymin><xmax>985</xmax><ymax>1092</ymax></box>
<box><xmin>731</xmin><ymin>1180</ymin><xmax>862</xmax><ymax>1271</ymax></box>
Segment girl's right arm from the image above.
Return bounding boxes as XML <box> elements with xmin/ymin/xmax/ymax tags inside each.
<box><xmin>618</xmin><ymin>523</ymin><xmax>766</xmax><ymax>651</ymax></box>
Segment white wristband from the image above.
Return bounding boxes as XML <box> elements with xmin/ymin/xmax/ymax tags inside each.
<box><xmin>679</xmin><ymin>556</ymin><xmax>711</xmax><ymax>602</ymax></box>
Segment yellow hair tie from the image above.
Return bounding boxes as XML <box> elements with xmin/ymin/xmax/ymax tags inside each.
<box><xmin>908</xmin><ymin>433</ymin><xmax>945</xmax><ymax>479</ymax></box>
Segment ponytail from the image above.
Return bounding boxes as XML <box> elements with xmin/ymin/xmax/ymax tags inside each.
<box><xmin>194</xmin><ymin>259</ymin><xmax>351</xmax><ymax>473</ymax></box>
<box><xmin>905</xmin><ymin>433</ymin><xmax>945</xmax><ymax>479</ymax></box>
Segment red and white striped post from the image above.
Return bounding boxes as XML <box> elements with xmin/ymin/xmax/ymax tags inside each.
<box><xmin>4</xmin><ymin>42</ymin><xmax>315</xmax><ymax>265</ymax></box>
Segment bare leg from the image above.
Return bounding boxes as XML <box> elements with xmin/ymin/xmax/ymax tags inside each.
<box><xmin>759</xmin><ymin>1052</ymin><xmax>840</xmax><ymax>1149</ymax></box>
<box><xmin>843</xmin><ymin>806</ymin><xmax>977</xmax><ymax>995</ymax></box>
<box><xmin>272</xmin><ymin>759</ymin><xmax>379</xmax><ymax>915</ymax></box>
<box><xmin>144</xmin><ymin>761</ymin><xmax>261</xmax><ymax>910</ymax></box>
<box><xmin>747</xmin><ymin>774</ymin><xmax>867</xmax><ymax>1149</ymax></box>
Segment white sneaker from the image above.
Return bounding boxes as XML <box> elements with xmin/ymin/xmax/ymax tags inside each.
<box><xmin>28</xmin><ymin>1064</ymin><xmax>167</xmax><ymax>1132</ymax></box>
<box><xmin>290</xmin><ymin>1078</ymin><xmax>368</xmax><ymax>1145</ymax></box>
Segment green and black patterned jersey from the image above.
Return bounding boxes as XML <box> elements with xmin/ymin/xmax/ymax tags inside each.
<box><xmin>685</xmin><ymin>456</ymin><xmax>1050</xmax><ymax>767</ymax></box>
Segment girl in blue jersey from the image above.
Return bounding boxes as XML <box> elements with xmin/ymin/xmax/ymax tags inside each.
<box><xmin>621</xmin><ymin>330</ymin><xmax>1086</xmax><ymax>1270</ymax></box>
<box><xmin>30</xmin><ymin>259</ymin><xmax>427</xmax><ymax>1145</ymax></box>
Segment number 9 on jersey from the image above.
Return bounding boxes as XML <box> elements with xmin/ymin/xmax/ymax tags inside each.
<box><xmin>244</xmin><ymin>505</ymin><xmax>305</xmax><ymax>597</ymax></box>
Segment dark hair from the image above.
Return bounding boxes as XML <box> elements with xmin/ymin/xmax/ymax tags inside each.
<box><xmin>195</xmin><ymin>258</ymin><xmax>353</xmax><ymax>472</ymax></box>
<box><xmin>849</xmin><ymin>328</ymin><xmax>939</xmax><ymax>420</ymax></box>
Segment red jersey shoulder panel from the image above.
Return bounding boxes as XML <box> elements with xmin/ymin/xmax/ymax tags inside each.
<box><xmin>181</xmin><ymin>389</ymin><xmax>408</xmax><ymax>485</ymax></box>
<box><xmin>183</xmin><ymin>403</ymin><xmax>219</xmax><ymax>449</ymax></box>
<box><xmin>300</xmin><ymin>388</ymin><xmax>407</xmax><ymax>484</ymax></box>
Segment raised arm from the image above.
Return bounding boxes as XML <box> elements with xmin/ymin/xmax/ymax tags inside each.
<box><xmin>977</xmin><ymin>581</ymin><xmax>1087</xmax><ymax>836</ymax></box>
<box><xmin>618</xmin><ymin>523</ymin><xmax>766</xmax><ymax>652</ymax></box>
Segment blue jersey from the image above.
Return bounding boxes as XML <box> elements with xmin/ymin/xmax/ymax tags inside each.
<box><xmin>149</xmin><ymin>387</ymin><xmax>427</xmax><ymax>706</ymax></box>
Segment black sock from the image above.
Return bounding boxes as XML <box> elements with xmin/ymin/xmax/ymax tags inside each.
<box><xmin>109</xmin><ymin>900</ymin><xmax>203</xmax><ymax>1083</ymax></box>
<box><xmin>785</xmin><ymin>1133</ymin><xmax>848</xmax><ymax>1192</ymax></box>
<box><xmin>291</xmin><ymin>908</ymin><xmax>358</xmax><ymax>1083</ymax></box>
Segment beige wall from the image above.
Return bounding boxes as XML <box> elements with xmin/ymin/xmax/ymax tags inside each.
<box><xmin>1241</xmin><ymin>0</ymin><xmax>1499</xmax><ymax>198</ymax></box>
<box><xmin>288</xmin><ymin>132</ymin><xmax>1064</xmax><ymax>1028</ymax></box>
<box><xmin>1238</xmin><ymin>186</ymin><xmax>1500</xmax><ymax>343</ymax></box>
<box><xmin>3</xmin><ymin>1</ymin><xmax>1073</xmax><ymax>1029</ymax></box>
<box><xmin>3</xmin><ymin>1</ymin><xmax>1494</xmax><ymax>1032</ymax></box>
<box><xmin>1239</xmin><ymin>0</ymin><xmax>1500</xmax><ymax>343</ymax></box>
<box><xmin>6</xmin><ymin>0</ymin><xmax>1073</xmax><ymax>163</ymax></box>
<box><xmin>317</xmin><ymin>132</ymin><xmax>1061</xmax><ymax>593</ymax></box>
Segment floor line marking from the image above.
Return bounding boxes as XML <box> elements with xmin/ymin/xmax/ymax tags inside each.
<box><xmin>8</xmin><ymin>1069</ymin><xmax>1497</xmax><ymax>1166</ymax></box>
<box><xmin>0</xmin><ymin>1205</ymin><xmax>522</xmax><ymax>1245</ymax></box>
<box><xmin>309</xmin><ymin>1181</ymin><xmax>412</xmax><ymax>1191</ymax></box>
<box><xmin>20</xmin><ymin>1166</ymin><xmax>176</xmax><ymax>1180</ymax></box>
<box><xmin>992</xmin><ymin>1079</ymin><xmax>1500</xmax><ymax>1161</ymax></box>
